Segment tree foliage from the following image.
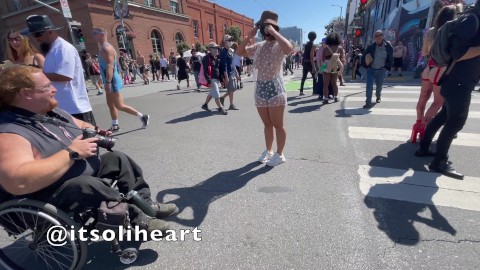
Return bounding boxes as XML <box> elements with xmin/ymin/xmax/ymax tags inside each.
<box><xmin>195</xmin><ymin>41</ymin><xmax>206</xmax><ymax>53</ymax></box>
<box><xmin>227</xmin><ymin>26</ymin><xmax>242</xmax><ymax>44</ymax></box>
<box><xmin>176</xmin><ymin>42</ymin><xmax>190</xmax><ymax>54</ymax></box>
<box><xmin>324</xmin><ymin>16</ymin><xmax>345</xmax><ymax>36</ymax></box>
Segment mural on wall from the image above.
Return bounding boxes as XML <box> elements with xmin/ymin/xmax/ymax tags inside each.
<box><xmin>395</xmin><ymin>0</ymin><xmax>431</xmax><ymax>71</ymax></box>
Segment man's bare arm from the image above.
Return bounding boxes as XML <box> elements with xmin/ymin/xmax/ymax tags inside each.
<box><xmin>0</xmin><ymin>133</ymin><xmax>73</xmax><ymax>195</ymax></box>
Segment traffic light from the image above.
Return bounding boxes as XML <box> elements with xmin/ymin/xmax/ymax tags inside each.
<box><xmin>71</xmin><ymin>26</ymin><xmax>85</xmax><ymax>43</ymax></box>
<box><xmin>358</xmin><ymin>0</ymin><xmax>367</xmax><ymax>17</ymax></box>
<box><xmin>77</xmin><ymin>29</ymin><xmax>84</xmax><ymax>42</ymax></box>
<box><xmin>355</xmin><ymin>29</ymin><xmax>364</xmax><ymax>37</ymax></box>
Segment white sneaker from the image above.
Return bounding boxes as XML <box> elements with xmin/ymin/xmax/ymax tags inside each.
<box><xmin>257</xmin><ymin>150</ymin><xmax>274</xmax><ymax>163</ymax></box>
<box><xmin>266</xmin><ymin>153</ymin><xmax>286</xmax><ymax>167</ymax></box>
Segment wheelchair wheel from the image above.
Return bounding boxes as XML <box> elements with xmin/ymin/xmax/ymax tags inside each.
<box><xmin>0</xmin><ymin>199</ymin><xmax>88</xmax><ymax>270</ymax></box>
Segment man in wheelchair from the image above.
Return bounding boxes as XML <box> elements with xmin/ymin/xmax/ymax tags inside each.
<box><xmin>0</xmin><ymin>65</ymin><xmax>178</xmax><ymax>234</ymax></box>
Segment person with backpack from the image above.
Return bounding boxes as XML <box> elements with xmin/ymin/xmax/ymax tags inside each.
<box><xmin>412</xmin><ymin>5</ymin><xmax>456</xmax><ymax>143</ymax></box>
<box><xmin>321</xmin><ymin>32</ymin><xmax>344</xmax><ymax>104</ymax></box>
<box><xmin>361</xmin><ymin>30</ymin><xmax>394</xmax><ymax>109</ymax></box>
<box><xmin>415</xmin><ymin>1</ymin><xmax>480</xmax><ymax>180</ymax></box>
<box><xmin>85</xmin><ymin>53</ymin><xmax>104</xmax><ymax>95</ymax></box>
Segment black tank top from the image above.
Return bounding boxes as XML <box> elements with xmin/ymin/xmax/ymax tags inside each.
<box><xmin>303</xmin><ymin>42</ymin><xmax>313</xmax><ymax>62</ymax></box>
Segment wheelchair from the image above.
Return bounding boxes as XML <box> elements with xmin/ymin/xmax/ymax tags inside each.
<box><xmin>0</xmin><ymin>196</ymin><xmax>141</xmax><ymax>270</ymax></box>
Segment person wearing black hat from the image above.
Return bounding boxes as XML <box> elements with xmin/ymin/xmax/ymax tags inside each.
<box><xmin>22</xmin><ymin>15</ymin><xmax>96</xmax><ymax>125</ymax></box>
<box><xmin>237</xmin><ymin>10</ymin><xmax>293</xmax><ymax>167</ymax></box>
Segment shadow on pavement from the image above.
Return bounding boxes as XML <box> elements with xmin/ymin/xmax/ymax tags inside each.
<box><xmin>288</xmin><ymin>97</ymin><xmax>320</xmax><ymax>107</ymax></box>
<box><xmin>166</xmin><ymin>111</ymin><xmax>212</xmax><ymax>124</ymax></box>
<box><xmin>156</xmin><ymin>162</ymin><xmax>272</xmax><ymax>227</ymax></box>
<box><xmin>364</xmin><ymin>142</ymin><xmax>456</xmax><ymax>246</ymax></box>
<box><xmin>288</xmin><ymin>104</ymin><xmax>322</xmax><ymax>113</ymax></box>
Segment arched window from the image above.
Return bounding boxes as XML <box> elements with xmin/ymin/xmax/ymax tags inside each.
<box><xmin>151</xmin><ymin>30</ymin><xmax>164</xmax><ymax>55</ymax></box>
<box><xmin>175</xmin><ymin>32</ymin><xmax>184</xmax><ymax>44</ymax></box>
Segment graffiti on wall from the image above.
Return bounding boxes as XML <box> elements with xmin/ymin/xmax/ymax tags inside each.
<box><xmin>396</xmin><ymin>0</ymin><xmax>430</xmax><ymax>71</ymax></box>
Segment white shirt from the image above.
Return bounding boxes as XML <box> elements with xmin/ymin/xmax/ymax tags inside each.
<box><xmin>233</xmin><ymin>53</ymin><xmax>243</xmax><ymax>67</ymax></box>
<box><xmin>43</xmin><ymin>37</ymin><xmax>92</xmax><ymax>114</ymax></box>
<box><xmin>160</xmin><ymin>58</ymin><xmax>168</xmax><ymax>68</ymax></box>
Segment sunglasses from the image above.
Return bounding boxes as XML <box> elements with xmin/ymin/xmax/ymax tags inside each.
<box><xmin>33</xmin><ymin>31</ymin><xmax>45</xmax><ymax>37</ymax></box>
<box><xmin>7</xmin><ymin>37</ymin><xmax>22</xmax><ymax>43</ymax></box>
<box><xmin>92</xmin><ymin>30</ymin><xmax>104</xmax><ymax>36</ymax></box>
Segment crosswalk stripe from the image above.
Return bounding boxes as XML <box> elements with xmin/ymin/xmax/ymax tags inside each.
<box><xmin>341</xmin><ymin>108</ymin><xmax>480</xmax><ymax>118</ymax></box>
<box><xmin>358</xmin><ymin>165</ymin><xmax>480</xmax><ymax>211</ymax></box>
<box><xmin>339</xmin><ymin>90</ymin><xmax>422</xmax><ymax>94</ymax></box>
<box><xmin>341</xmin><ymin>97</ymin><xmax>480</xmax><ymax>104</ymax></box>
<box><xmin>348</xmin><ymin>126</ymin><xmax>480</xmax><ymax>147</ymax></box>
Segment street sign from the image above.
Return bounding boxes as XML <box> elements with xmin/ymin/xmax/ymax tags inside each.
<box><xmin>59</xmin><ymin>0</ymin><xmax>72</xmax><ymax>19</ymax></box>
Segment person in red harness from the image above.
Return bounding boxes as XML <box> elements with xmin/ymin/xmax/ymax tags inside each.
<box><xmin>412</xmin><ymin>6</ymin><xmax>456</xmax><ymax>143</ymax></box>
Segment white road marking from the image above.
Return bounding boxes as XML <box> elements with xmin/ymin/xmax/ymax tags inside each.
<box><xmin>348</xmin><ymin>126</ymin><xmax>480</xmax><ymax>147</ymax></box>
<box><xmin>341</xmin><ymin>108</ymin><xmax>480</xmax><ymax>118</ymax></box>
<box><xmin>359</xmin><ymin>165</ymin><xmax>480</xmax><ymax>211</ymax></box>
<box><xmin>341</xmin><ymin>97</ymin><xmax>480</xmax><ymax>104</ymax></box>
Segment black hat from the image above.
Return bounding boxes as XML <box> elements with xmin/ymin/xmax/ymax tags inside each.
<box><xmin>20</xmin><ymin>15</ymin><xmax>62</xmax><ymax>36</ymax></box>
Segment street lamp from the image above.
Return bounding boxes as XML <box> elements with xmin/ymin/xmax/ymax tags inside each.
<box><xmin>332</xmin><ymin>4</ymin><xmax>343</xmax><ymax>19</ymax></box>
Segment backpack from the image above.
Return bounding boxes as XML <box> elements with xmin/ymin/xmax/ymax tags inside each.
<box><xmin>91</xmin><ymin>60</ymin><xmax>101</xmax><ymax>75</ymax></box>
<box><xmin>324</xmin><ymin>47</ymin><xmax>341</xmax><ymax>73</ymax></box>
<box><xmin>430</xmin><ymin>10</ymin><xmax>479</xmax><ymax>83</ymax></box>
<box><xmin>198</xmin><ymin>56</ymin><xmax>211</xmax><ymax>87</ymax></box>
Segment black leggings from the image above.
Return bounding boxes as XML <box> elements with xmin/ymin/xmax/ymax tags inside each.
<box><xmin>420</xmin><ymin>86</ymin><xmax>472</xmax><ymax>163</ymax></box>
<box><xmin>300</xmin><ymin>61</ymin><xmax>316</xmax><ymax>93</ymax></box>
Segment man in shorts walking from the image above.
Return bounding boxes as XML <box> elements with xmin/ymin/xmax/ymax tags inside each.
<box><xmin>201</xmin><ymin>42</ymin><xmax>228</xmax><ymax>115</ymax></box>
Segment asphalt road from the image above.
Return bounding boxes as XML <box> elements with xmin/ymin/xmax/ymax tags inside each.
<box><xmin>80</xmin><ymin>69</ymin><xmax>480</xmax><ymax>270</ymax></box>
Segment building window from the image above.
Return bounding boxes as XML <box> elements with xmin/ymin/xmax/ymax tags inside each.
<box><xmin>193</xmin><ymin>20</ymin><xmax>199</xmax><ymax>38</ymax></box>
<box><xmin>208</xmin><ymin>24</ymin><xmax>214</xmax><ymax>39</ymax></box>
<box><xmin>7</xmin><ymin>0</ymin><xmax>22</xmax><ymax>12</ymax></box>
<box><xmin>224</xmin><ymin>23</ymin><xmax>228</xmax><ymax>34</ymax></box>
<box><xmin>144</xmin><ymin>0</ymin><xmax>154</xmax><ymax>7</ymax></box>
<box><xmin>175</xmin><ymin>32</ymin><xmax>184</xmax><ymax>44</ymax></box>
<box><xmin>170</xmin><ymin>0</ymin><xmax>179</xmax><ymax>13</ymax></box>
<box><xmin>151</xmin><ymin>30</ymin><xmax>164</xmax><ymax>55</ymax></box>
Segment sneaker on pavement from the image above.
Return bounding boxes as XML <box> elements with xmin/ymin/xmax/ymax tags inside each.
<box><xmin>97</xmin><ymin>91</ymin><xmax>104</xmax><ymax>95</ymax></box>
<box><xmin>258</xmin><ymin>150</ymin><xmax>274</xmax><ymax>163</ymax></box>
<box><xmin>201</xmin><ymin>104</ymin><xmax>211</xmax><ymax>111</ymax></box>
<box><xmin>109</xmin><ymin>124</ymin><xmax>120</xmax><ymax>133</ymax></box>
<box><xmin>376</xmin><ymin>97</ymin><xmax>381</xmax><ymax>103</ymax></box>
<box><xmin>229</xmin><ymin>104</ymin><xmax>239</xmax><ymax>110</ymax></box>
<box><xmin>266</xmin><ymin>153</ymin><xmax>286</xmax><ymax>167</ymax></box>
<box><xmin>363</xmin><ymin>103</ymin><xmax>373</xmax><ymax>109</ymax></box>
<box><xmin>141</xmin><ymin>115</ymin><xmax>150</xmax><ymax>128</ymax></box>
<box><xmin>218</xmin><ymin>108</ymin><xmax>228</xmax><ymax>115</ymax></box>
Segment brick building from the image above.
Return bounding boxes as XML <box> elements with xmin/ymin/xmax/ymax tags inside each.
<box><xmin>185</xmin><ymin>0</ymin><xmax>255</xmax><ymax>47</ymax></box>
<box><xmin>0</xmin><ymin>0</ymin><xmax>253</xmax><ymax>62</ymax></box>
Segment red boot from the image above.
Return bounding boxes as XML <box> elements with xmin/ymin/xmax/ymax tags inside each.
<box><xmin>410</xmin><ymin>120</ymin><xmax>423</xmax><ymax>143</ymax></box>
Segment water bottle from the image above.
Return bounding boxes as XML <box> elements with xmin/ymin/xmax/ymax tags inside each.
<box><xmin>126</xmin><ymin>190</ymin><xmax>157</xmax><ymax>217</ymax></box>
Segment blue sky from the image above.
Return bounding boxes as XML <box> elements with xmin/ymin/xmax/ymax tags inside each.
<box><xmin>210</xmin><ymin>0</ymin><xmax>348</xmax><ymax>43</ymax></box>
